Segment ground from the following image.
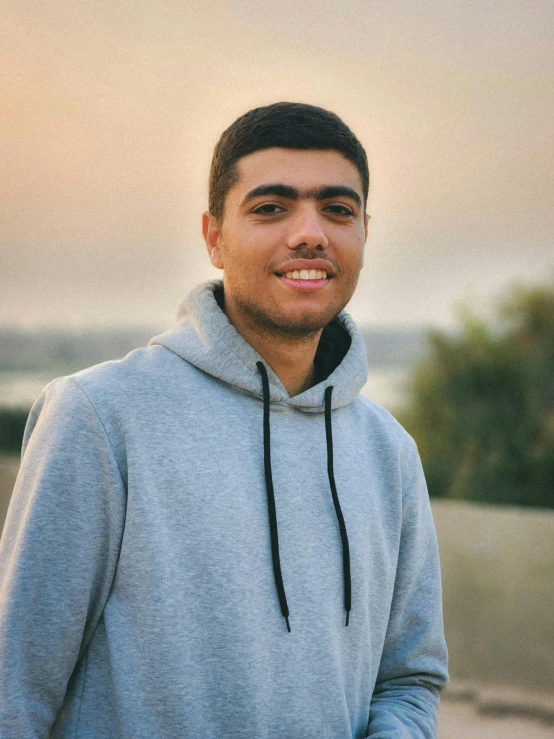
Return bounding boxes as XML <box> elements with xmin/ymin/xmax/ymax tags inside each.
<box><xmin>438</xmin><ymin>699</ymin><xmax>554</xmax><ymax>738</ymax></box>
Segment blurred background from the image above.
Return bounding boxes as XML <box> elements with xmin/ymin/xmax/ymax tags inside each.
<box><xmin>1</xmin><ymin>1</ymin><xmax>553</xmax><ymax>734</ymax></box>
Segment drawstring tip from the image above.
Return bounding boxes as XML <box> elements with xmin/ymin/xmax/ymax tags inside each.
<box><xmin>345</xmin><ymin>611</ymin><xmax>350</xmax><ymax>627</ymax></box>
<box><xmin>285</xmin><ymin>616</ymin><xmax>291</xmax><ymax>633</ymax></box>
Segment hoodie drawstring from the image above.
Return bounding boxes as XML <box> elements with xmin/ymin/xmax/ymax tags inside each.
<box><xmin>324</xmin><ymin>385</ymin><xmax>352</xmax><ymax>627</ymax></box>
<box><xmin>256</xmin><ymin>361</ymin><xmax>351</xmax><ymax>632</ymax></box>
<box><xmin>257</xmin><ymin>361</ymin><xmax>291</xmax><ymax>633</ymax></box>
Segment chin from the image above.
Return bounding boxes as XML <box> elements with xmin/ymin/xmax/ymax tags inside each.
<box><xmin>264</xmin><ymin>306</ymin><xmax>340</xmax><ymax>336</ymax></box>
<box><xmin>235</xmin><ymin>293</ymin><xmax>345</xmax><ymax>337</ymax></box>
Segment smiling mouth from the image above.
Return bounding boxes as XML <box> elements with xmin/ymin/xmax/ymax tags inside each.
<box><xmin>276</xmin><ymin>270</ymin><xmax>331</xmax><ymax>292</ymax></box>
<box><xmin>281</xmin><ymin>269</ymin><xmax>329</xmax><ymax>281</ymax></box>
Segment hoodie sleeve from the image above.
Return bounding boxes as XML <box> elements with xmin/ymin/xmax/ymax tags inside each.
<box><xmin>0</xmin><ymin>377</ymin><xmax>126</xmax><ymax>738</ymax></box>
<box><xmin>366</xmin><ymin>444</ymin><xmax>449</xmax><ymax>738</ymax></box>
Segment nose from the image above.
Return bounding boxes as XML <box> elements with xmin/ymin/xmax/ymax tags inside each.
<box><xmin>286</xmin><ymin>204</ymin><xmax>329</xmax><ymax>251</ymax></box>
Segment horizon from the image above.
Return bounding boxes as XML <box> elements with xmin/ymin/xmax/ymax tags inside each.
<box><xmin>1</xmin><ymin>1</ymin><xmax>552</xmax><ymax>329</ymax></box>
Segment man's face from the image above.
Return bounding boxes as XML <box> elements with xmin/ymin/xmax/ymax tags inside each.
<box><xmin>202</xmin><ymin>148</ymin><xmax>369</xmax><ymax>337</ymax></box>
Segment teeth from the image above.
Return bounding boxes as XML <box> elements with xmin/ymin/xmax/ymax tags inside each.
<box><xmin>283</xmin><ymin>269</ymin><xmax>328</xmax><ymax>280</ymax></box>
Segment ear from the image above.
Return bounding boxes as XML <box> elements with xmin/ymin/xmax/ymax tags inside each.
<box><xmin>202</xmin><ymin>211</ymin><xmax>224</xmax><ymax>270</ymax></box>
<box><xmin>359</xmin><ymin>212</ymin><xmax>371</xmax><ymax>269</ymax></box>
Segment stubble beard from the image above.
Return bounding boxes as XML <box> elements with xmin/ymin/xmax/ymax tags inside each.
<box><xmin>235</xmin><ymin>294</ymin><xmax>334</xmax><ymax>342</ymax></box>
<box><xmin>231</xmin><ymin>277</ymin><xmax>358</xmax><ymax>344</ymax></box>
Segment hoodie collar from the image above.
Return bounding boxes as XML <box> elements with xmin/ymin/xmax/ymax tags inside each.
<box><xmin>149</xmin><ymin>280</ymin><xmax>368</xmax><ymax>412</ymax></box>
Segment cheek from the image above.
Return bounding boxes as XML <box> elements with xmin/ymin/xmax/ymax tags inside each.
<box><xmin>219</xmin><ymin>243</ymin><xmax>261</xmax><ymax>285</ymax></box>
<box><xmin>343</xmin><ymin>241</ymin><xmax>365</xmax><ymax>272</ymax></box>
<box><xmin>223</xmin><ymin>234</ymin><xmax>274</xmax><ymax>275</ymax></box>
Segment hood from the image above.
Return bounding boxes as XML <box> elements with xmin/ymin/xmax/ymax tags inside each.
<box><xmin>148</xmin><ymin>280</ymin><xmax>368</xmax><ymax>412</ymax></box>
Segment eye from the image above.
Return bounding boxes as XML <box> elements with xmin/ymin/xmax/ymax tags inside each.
<box><xmin>324</xmin><ymin>204</ymin><xmax>354</xmax><ymax>216</ymax></box>
<box><xmin>252</xmin><ymin>203</ymin><xmax>286</xmax><ymax>215</ymax></box>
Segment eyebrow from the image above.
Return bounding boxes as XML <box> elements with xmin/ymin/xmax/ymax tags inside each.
<box><xmin>241</xmin><ymin>184</ymin><xmax>363</xmax><ymax>209</ymax></box>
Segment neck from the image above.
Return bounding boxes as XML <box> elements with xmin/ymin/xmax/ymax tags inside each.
<box><xmin>223</xmin><ymin>297</ymin><xmax>321</xmax><ymax>397</ymax></box>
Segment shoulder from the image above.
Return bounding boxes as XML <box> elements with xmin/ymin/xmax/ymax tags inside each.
<box><xmin>26</xmin><ymin>345</ymin><xmax>184</xmax><ymax>473</ymax></box>
<box><xmin>355</xmin><ymin>394</ymin><xmax>417</xmax><ymax>450</ymax></box>
<box><xmin>349</xmin><ymin>394</ymin><xmax>420</xmax><ymax>488</ymax></box>
<box><xmin>69</xmin><ymin>343</ymin><xmax>178</xmax><ymax>395</ymax></box>
<box><xmin>43</xmin><ymin>342</ymin><xmax>198</xmax><ymax>415</ymax></box>
<box><xmin>32</xmin><ymin>343</ymin><xmax>184</xmax><ymax>434</ymax></box>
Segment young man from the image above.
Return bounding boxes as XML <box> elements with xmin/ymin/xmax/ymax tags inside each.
<box><xmin>0</xmin><ymin>103</ymin><xmax>448</xmax><ymax>738</ymax></box>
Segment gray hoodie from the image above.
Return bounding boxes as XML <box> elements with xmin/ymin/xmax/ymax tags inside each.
<box><xmin>0</xmin><ymin>280</ymin><xmax>448</xmax><ymax>738</ymax></box>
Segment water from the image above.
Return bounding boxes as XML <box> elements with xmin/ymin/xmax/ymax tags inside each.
<box><xmin>0</xmin><ymin>368</ymin><xmax>410</xmax><ymax>413</ymax></box>
<box><xmin>361</xmin><ymin>368</ymin><xmax>409</xmax><ymax>412</ymax></box>
<box><xmin>0</xmin><ymin>371</ymin><xmax>61</xmax><ymax>408</ymax></box>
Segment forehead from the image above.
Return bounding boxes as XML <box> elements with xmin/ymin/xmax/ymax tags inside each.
<box><xmin>232</xmin><ymin>148</ymin><xmax>364</xmax><ymax>197</ymax></box>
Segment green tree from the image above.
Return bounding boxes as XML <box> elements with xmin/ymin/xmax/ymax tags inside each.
<box><xmin>399</xmin><ymin>281</ymin><xmax>554</xmax><ymax>508</ymax></box>
<box><xmin>0</xmin><ymin>407</ymin><xmax>29</xmax><ymax>457</ymax></box>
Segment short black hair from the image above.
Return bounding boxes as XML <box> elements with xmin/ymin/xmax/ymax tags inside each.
<box><xmin>208</xmin><ymin>102</ymin><xmax>369</xmax><ymax>221</ymax></box>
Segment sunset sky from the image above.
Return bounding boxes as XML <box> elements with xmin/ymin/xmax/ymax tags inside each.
<box><xmin>1</xmin><ymin>0</ymin><xmax>553</xmax><ymax>330</ymax></box>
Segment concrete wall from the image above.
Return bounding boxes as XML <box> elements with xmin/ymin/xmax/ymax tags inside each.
<box><xmin>432</xmin><ymin>499</ymin><xmax>554</xmax><ymax>693</ymax></box>
<box><xmin>1</xmin><ymin>462</ymin><xmax>553</xmax><ymax>694</ymax></box>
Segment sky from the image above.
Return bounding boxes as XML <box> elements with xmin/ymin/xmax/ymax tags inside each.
<box><xmin>1</xmin><ymin>0</ymin><xmax>553</xmax><ymax>330</ymax></box>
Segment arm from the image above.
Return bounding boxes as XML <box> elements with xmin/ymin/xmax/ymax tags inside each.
<box><xmin>0</xmin><ymin>377</ymin><xmax>126</xmax><ymax>737</ymax></box>
<box><xmin>367</xmin><ymin>444</ymin><xmax>449</xmax><ymax>738</ymax></box>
